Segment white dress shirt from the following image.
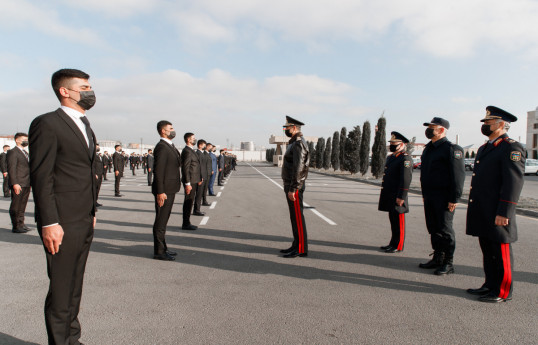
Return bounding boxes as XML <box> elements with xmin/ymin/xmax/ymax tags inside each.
<box><xmin>61</xmin><ymin>106</ymin><xmax>89</xmax><ymax>147</ymax></box>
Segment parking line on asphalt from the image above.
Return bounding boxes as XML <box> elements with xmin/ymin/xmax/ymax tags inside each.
<box><xmin>210</xmin><ymin>202</ymin><xmax>216</xmax><ymax>209</ymax></box>
<box><xmin>248</xmin><ymin>163</ymin><xmax>337</xmax><ymax>226</ymax></box>
<box><xmin>200</xmin><ymin>217</ymin><xmax>209</xmax><ymax>225</ymax></box>
<box><xmin>220</xmin><ymin>186</ymin><xmax>225</xmax><ymax>190</ymax></box>
<box><xmin>217</xmin><ymin>192</ymin><xmax>222</xmax><ymax>197</ymax></box>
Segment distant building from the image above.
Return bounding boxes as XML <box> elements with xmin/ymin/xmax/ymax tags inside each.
<box><xmin>97</xmin><ymin>139</ymin><xmax>121</xmax><ymax>148</ymax></box>
<box><xmin>527</xmin><ymin>107</ymin><xmax>538</xmax><ymax>159</ymax></box>
<box><xmin>240</xmin><ymin>141</ymin><xmax>255</xmax><ymax>151</ymax></box>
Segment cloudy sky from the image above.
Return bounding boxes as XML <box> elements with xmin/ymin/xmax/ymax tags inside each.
<box><xmin>1</xmin><ymin>0</ymin><xmax>537</xmax><ymax>149</ymax></box>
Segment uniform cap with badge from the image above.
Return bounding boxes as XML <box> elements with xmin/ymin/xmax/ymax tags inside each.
<box><xmin>481</xmin><ymin>105</ymin><xmax>518</xmax><ymax>123</ymax></box>
<box><xmin>423</xmin><ymin>117</ymin><xmax>450</xmax><ymax>129</ymax></box>
<box><xmin>388</xmin><ymin>131</ymin><xmax>409</xmax><ymax>143</ymax></box>
<box><xmin>283</xmin><ymin>115</ymin><xmax>305</xmax><ymax>127</ymax></box>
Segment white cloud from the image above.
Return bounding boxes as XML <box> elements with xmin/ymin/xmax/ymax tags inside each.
<box><xmin>0</xmin><ymin>0</ymin><xmax>103</xmax><ymax>46</ymax></box>
<box><xmin>59</xmin><ymin>0</ymin><xmax>161</xmax><ymax>18</ymax></box>
<box><xmin>162</xmin><ymin>0</ymin><xmax>538</xmax><ymax>58</ymax></box>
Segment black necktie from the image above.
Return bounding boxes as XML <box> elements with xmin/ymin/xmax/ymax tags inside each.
<box><xmin>80</xmin><ymin>116</ymin><xmax>95</xmax><ymax>153</ymax></box>
<box><xmin>22</xmin><ymin>150</ymin><xmax>29</xmax><ymax>161</ymax></box>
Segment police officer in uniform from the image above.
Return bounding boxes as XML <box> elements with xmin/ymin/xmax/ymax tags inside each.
<box><xmin>378</xmin><ymin>132</ymin><xmax>413</xmax><ymax>253</ymax></box>
<box><xmin>280</xmin><ymin>116</ymin><xmax>310</xmax><ymax>258</ymax></box>
<box><xmin>466</xmin><ymin>106</ymin><xmax>524</xmax><ymax>303</ymax></box>
<box><xmin>419</xmin><ymin>117</ymin><xmax>465</xmax><ymax>275</ymax></box>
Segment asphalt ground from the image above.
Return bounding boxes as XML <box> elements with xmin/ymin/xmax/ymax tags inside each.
<box><xmin>0</xmin><ymin>163</ymin><xmax>537</xmax><ymax>344</ymax></box>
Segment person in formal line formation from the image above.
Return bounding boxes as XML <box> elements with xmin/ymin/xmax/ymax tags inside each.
<box><xmin>113</xmin><ymin>144</ymin><xmax>124</xmax><ymax>197</ymax></box>
<box><xmin>195</xmin><ymin>139</ymin><xmax>211</xmax><ymax>209</ymax></box>
<box><xmin>280</xmin><ymin>116</ymin><xmax>310</xmax><ymax>258</ymax></box>
<box><xmin>146</xmin><ymin>148</ymin><xmax>154</xmax><ymax>186</ymax></box>
<box><xmin>207</xmin><ymin>143</ymin><xmax>218</xmax><ymax>196</ymax></box>
<box><xmin>93</xmin><ymin>143</ymin><xmax>104</xmax><ymax>207</ymax></box>
<box><xmin>418</xmin><ymin>117</ymin><xmax>465</xmax><ymax>276</ymax></box>
<box><xmin>1</xmin><ymin>144</ymin><xmax>11</xmax><ymax>198</ymax></box>
<box><xmin>181</xmin><ymin>132</ymin><xmax>203</xmax><ymax>230</ymax></box>
<box><xmin>151</xmin><ymin>120</ymin><xmax>181</xmax><ymax>261</ymax></box>
<box><xmin>465</xmin><ymin>106</ymin><xmax>524</xmax><ymax>303</ymax></box>
<box><xmin>217</xmin><ymin>149</ymin><xmax>226</xmax><ymax>186</ymax></box>
<box><xmin>378</xmin><ymin>131</ymin><xmax>413</xmax><ymax>253</ymax></box>
<box><xmin>101</xmin><ymin>150</ymin><xmax>110</xmax><ymax>181</ymax></box>
<box><xmin>29</xmin><ymin>68</ymin><xmax>98</xmax><ymax>345</ymax></box>
<box><xmin>7</xmin><ymin>132</ymin><xmax>32</xmax><ymax>233</ymax></box>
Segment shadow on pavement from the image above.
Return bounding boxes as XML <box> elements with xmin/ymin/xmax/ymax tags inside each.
<box><xmin>0</xmin><ymin>333</ymin><xmax>39</xmax><ymax>345</ymax></box>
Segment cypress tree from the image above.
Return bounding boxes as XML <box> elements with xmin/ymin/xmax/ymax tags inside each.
<box><xmin>323</xmin><ymin>137</ymin><xmax>332</xmax><ymax>170</ymax></box>
<box><xmin>309</xmin><ymin>141</ymin><xmax>317</xmax><ymax>168</ymax></box>
<box><xmin>316</xmin><ymin>137</ymin><xmax>325</xmax><ymax>169</ymax></box>
<box><xmin>359</xmin><ymin>121</ymin><xmax>371</xmax><ymax>175</ymax></box>
<box><xmin>344</xmin><ymin>126</ymin><xmax>361</xmax><ymax>174</ymax></box>
<box><xmin>331</xmin><ymin>131</ymin><xmax>340</xmax><ymax>171</ymax></box>
<box><xmin>339</xmin><ymin>127</ymin><xmax>347</xmax><ymax>171</ymax></box>
<box><xmin>465</xmin><ymin>151</ymin><xmax>470</xmax><ymax>159</ymax></box>
<box><xmin>371</xmin><ymin>116</ymin><xmax>387</xmax><ymax>178</ymax></box>
<box><xmin>471</xmin><ymin>151</ymin><xmax>475</xmax><ymax>158</ymax></box>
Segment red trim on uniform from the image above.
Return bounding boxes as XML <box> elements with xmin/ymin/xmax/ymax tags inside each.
<box><xmin>499</xmin><ymin>244</ymin><xmax>512</xmax><ymax>299</ymax></box>
<box><xmin>500</xmin><ymin>199</ymin><xmax>517</xmax><ymax>205</ymax></box>
<box><xmin>399</xmin><ymin>188</ymin><xmax>408</xmax><ymax>191</ymax></box>
<box><xmin>294</xmin><ymin>190</ymin><xmax>305</xmax><ymax>254</ymax></box>
<box><xmin>397</xmin><ymin>214</ymin><xmax>405</xmax><ymax>250</ymax></box>
<box><xmin>493</xmin><ymin>138</ymin><xmax>502</xmax><ymax>147</ymax></box>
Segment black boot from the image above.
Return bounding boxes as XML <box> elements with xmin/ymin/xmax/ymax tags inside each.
<box><xmin>434</xmin><ymin>257</ymin><xmax>454</xmax><ymax>275</ymax></box>
<box><xmin>419</xmin><ymin>251</ymin><xmax>444</xmax><ymax>269</ymax></box>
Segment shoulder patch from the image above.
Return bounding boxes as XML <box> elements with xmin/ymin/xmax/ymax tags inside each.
<box><xmin>510</xmin><ymin>151</ymin><xmax>521</xmax><ymax>161</ymax></box>
<box><xmin>454</xmin><ymin>151</ymin><xmax>463</xmax><ymax>159</ymax></box>
<box><xmin>404</xmin><ymin>160</ymin><xmax>411</xmax><ymax>168</ymax></box>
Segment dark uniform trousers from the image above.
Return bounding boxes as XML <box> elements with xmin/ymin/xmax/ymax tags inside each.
<box><xmin>147</xmin><ymin>171</ymin><xmax>153</xmax><ymax>186</ymax></box>
<box><xmin>114</xmin><ymin>174</ymin><xmax>121</xmax><ymax>195</ymax></box>
<box><xmin>202</xmin><ymin>179</ymin><xmax>209</xmax><ymax>204</ymax></box>
<box><xmin>423</xmin><ymin>196</ymin><xmax>456</xmax><ymax>257</ymax></box>
<box><xmin>39</xmin><ymin>219</ymin><xmax>93</xmax><ymax>345</ymax></box>
<box><xmin>2</xmin><ymin>175</ymin><xmax>9</xmax><ymax>196</ymax></box>
<box><xmin>479</xmin><ymin>237</ymin><xmax>513</xmax><ymax>299</ymax></box>
<box><xmin>285</xmin><ymin>186</ymin><xmax>308</xmax><ymax>254</ymax></box>
<box><xmin>96</xmin><ymin>176</ymin><xmax>102</xmax><ymax>200</ymax></box>
<box><xmin>182</xmin><ymin>183</ymin><xmax>199</xmax><ymax>225</ymax></box>
<box><xmin>218</xmin><ymin>170</ymin><xmax>224</xmax><ymax>185</ymax></box>
<box><xmin>388</xmin><ymin>210</ymin><xmax>405</xmax><ymax>250</ymax></box>
<box><xmin>153</xmin><ymin>193</ymin><xmax>175</xmax><ymax>255</ymax></box>
<box><xmin>10</xmin><ymin>186</ymin><xmax>31</xmax><ymax>228</ymax></box>
<box><xmin>194</xmin><ymin>181</ymin><xmax>205</xmax><ymax>211</ymax></box>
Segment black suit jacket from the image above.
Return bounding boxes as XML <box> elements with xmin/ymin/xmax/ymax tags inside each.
<box><xmin>102</xmin><ymin>154</ymin><xmax>110</xmax><ymax>167</ymax></box>
<box><xmin>196</xmin><ymin>150</ymin><xmax>209</xmax><ymax>180</ymax></box>
<box><xmin>203</xmin><ymin>151</ymin><xmax>212</xmax><ymax>176</ymax></box>
<box><xmin>0</xmin><ymin>152</ymin><xmax>7</xmax><ymax>173</ymax></box>
<box><xmin>152</xmin><ymin>140</ymin><xmax>181</xmax><ymax>195</ymax></box>
<box><xmin>93</xmin><ymin>153</ymin><xmax>104</xmax><ymax>176</ymax></box>
<box><xmin>29</xmin><ymin>108</ymin><xmax>97</xmax><ymax>226</ymax></box>
<box><xmin>181</xmin><ymin>146</ymin><xmax>202</xmax><ymax>185</ymax></box>
<box><xmin>113</xmin><ymin>152</ymin><xmax>124</xmax><ymax>175</ymax></box>
<box><xmin>7</xmin><ymin>148</ymin><xmax>30</xmax><ymax>187</ymax></box>
<box><xmin>147</xmin><ymin>154</ymin><xmax>154</xmax><ymax>170</ymax></box>
<box><xmin>378</xmin><ymin>152</ymin><xmax>412</xmax><ymax>213</ymax></box>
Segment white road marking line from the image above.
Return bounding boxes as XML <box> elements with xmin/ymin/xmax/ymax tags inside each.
<box><xmin>217</xmin><ymin>192</ymin><xmax>222</xmax><ymax>197</ymax></box>
<box><xmin>220</xmin><ymin>186</ymin><xmax>225</xmax><ymax>190</ymax></box>
<box><xmin>210</xmin><ymin>202</ymin><xmax>216</xmax><ymax>209</ymax></box>
<box><xmin>248</xmin><ymin>163</ymin><xmax>337</xmax><ymax>226</ymax></box>
<box><xmin>200</xmin><ymin>217</ymin><xmax>209</xmax><ymax>225</ymax></box>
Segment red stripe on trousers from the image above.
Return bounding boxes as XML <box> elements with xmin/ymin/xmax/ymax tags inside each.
<box><xmin>397</xmin><ymin>214</ymin><xmax>405</xmax><ymax>250</ymax></box>
<box><xmin>499</xmin><ymin>243</ymin><xmax>512</xmax><ymax>299</ymax></box>
<box><xmin>294</xmin><ymin>190</ymin><xmax>304</xmax><ymax>253</ymax></box>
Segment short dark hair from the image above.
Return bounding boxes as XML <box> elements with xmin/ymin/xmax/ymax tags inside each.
<box><xmin>184</xmin><ymin>132</ymin><xmax>194</xmax><ymax>143</ymax></box>
<box><xmin>157</xmin><ymin>120</ymin><xmax>172</xmax><ymax>135</ymax></box>
<box><xmin>115</xmin><ymin>144</ymin><xmax>121</xmax><ymax>149</ymax></box>
<box><xmin>197</xmin><ymin>139</ymin><xmax>206</xmax><ymax>147</ymax></box>
<box><xmin>206</xmin><ymin>143</ymin><xmax>213</xmax><ymax>147</ymax></box>
<box><xmin>51</xmin><ymin>69</ymin><xmax>90</xmax><ymax>101</ymax></box>
<box><xmin>14</xmin><ymin>132</ymin><xmax>28</xmax><ymax>140</ymax></box>
<box><xmin>3</xmin><ymin>145</ymin><xmax>9</xmax><ymax>149</ymax></box>
<box><xmin>148</xmin><ymin>149</ymin><xmax>152</xmax><ymax>153</ymax></box>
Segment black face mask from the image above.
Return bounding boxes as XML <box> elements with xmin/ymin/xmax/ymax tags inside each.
<box><xmin>167</xmin><ymin>130</ymin><xmax>176</xmax><ymax>140</ymax></box>
<box><xmin>389</xmin><ymin>144</ymin><xmax>399</xmax><ymax>152</ymax></box>
<box><xmin>284</xmin><ymin>129</ymin><xmax>292</xmax><ymax>137</ymax></box>
<box><xmin>481</xmin><ymin>124</ymin><xmax>494</xmax><ymax>136</ymax></box>
<box><xmin>96</xmin><ymin>148</ymin><xmax>100</xmax><ymax>152</ymax></box>
<box><xmin>21</xmin><ymin>141</ymin><xmax>29</xmax><ymax>147</ymax></box>
<box><xmin>425</xmin><ymin>128</ymin><xmax>435</xmax><ymax>139</ymax></box>
<box><xmin>76</xmin><ymin>90</ymin><xmax>96</xmax><ymax>110</ymax></box>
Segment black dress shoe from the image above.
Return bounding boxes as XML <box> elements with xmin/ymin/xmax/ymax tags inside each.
<box><xmin>114</xmin><ymin>194</ymin><xmax>123</xmax><ymax>197</ymax></box>
<box><xmin>385</xmin><ymin>247</ymin><xmax>402</xmax><ymax>253</ymax></box>
<box><xmin>434</xmin><ymin>263</ymin><xmax>454</xmax><ymax>275</ymax></box>
<box><xmin>96</xmin><ymin>202</ymin><xmax>103</xmax><ymax>207</ymax></box>
<box><xmin>208</xmin><ymin>193</ymin><xmax>216</xmax><ymax>196</ymax></box>
<box><xmin>478</xmin><ymin>293</ymin><xmax>511</xmax><ymax>303</ymax></box>
<box><xmin>218</xmin><ymin>184</ymin><xmax>224</xmax><ymax>186</ymax></box>
<box><xmin>380</xmin><ymin>244</ymin><xmax>391</xmax><ymax>250</ymax></box>
<box><xmin>202</xmin><ymin>202</ymin><xmax>211</xmax><ymax>206</ymax></box>
<box><xmin>193</xmin><ymin>211</ymin><xmax>205</xmax><ymax>216</ymax></box>
<box><xmin>283</xmin><ymin>251</ymin><xmax>308</xmax><ymax>258</ymax></box>
<box><xmin>166</xmin><ymin>250</ymin><xmax>178</xmax><ymax>256</ymax></box>
<box><xmin>182</xmin><ymin>224</ymin><xmax>198</xmax><ymax>230</ymax></box>
<box><xmin>280</xmin><ymin>246</ymin><xmax>295</xmax><ymax>254</ymax></box>
<box><xmin>466</xmin><ymin>286</ymin><xmax>491</xmax><ymax>296</ymax></box>
<box><xmin>153</xmin><ymin>253</ymin><xmax>175</xmax><ymax>261</ymax></box>
<box><xmin>12</xmin><ymin>228</ymin><xmax>29</xmax><ymax>233</ymax></box>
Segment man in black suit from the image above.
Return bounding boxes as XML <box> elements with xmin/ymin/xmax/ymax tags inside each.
<box><xmin>93</xmin><ymin>144</ymin><xmax>104</xmax><ymax>207</ymax></box>
<box><xmin>181</xmin><ymin>132</ymin><xmax>203</xmax><ymax>230</ymax></box>
<box><xmin>152</xmin><ymin>121</ymin><xmax>181</xmax><ymax>261</ymax></box>
<box><xmin>147</xmin><ymin>149</ymin><xmax>154</xmax><ymax>186</ymax></box>
<box><xmin>113</xmin><ymin>145</ymin><xmax>124</xmax><ymax>197</ymax></box>
<box><xmin>195</xmin><ymin>139</ymin><xmax>209</xmax><ymax>210</ymax></box>
<box><xmin>217</xmin><ymin>149</ymin><xmax>225</xmax><ymax>186</ymax></box>
<box><xmin>102</xmin><ymin>150</ymin><xmax>110</xmax><ymax>180</ymax></box>
<box><xmin>7</xmin><ymin>133</ymin><xmax>31</xmax><ymax>233</ymax></box>
<box><xmin>129</xmin><ymin>153</ymin><xmax>137</xmax><ymax>175</ymax></box>
<box><xmin>29</xmin><ymin>68</ymin><xmax>98</xmax><ymax>345</ymax></box>
<box><xmin>0</xmin><ymin>144</ymin><xmax>10</xmax><ymax>197</ymax></box>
